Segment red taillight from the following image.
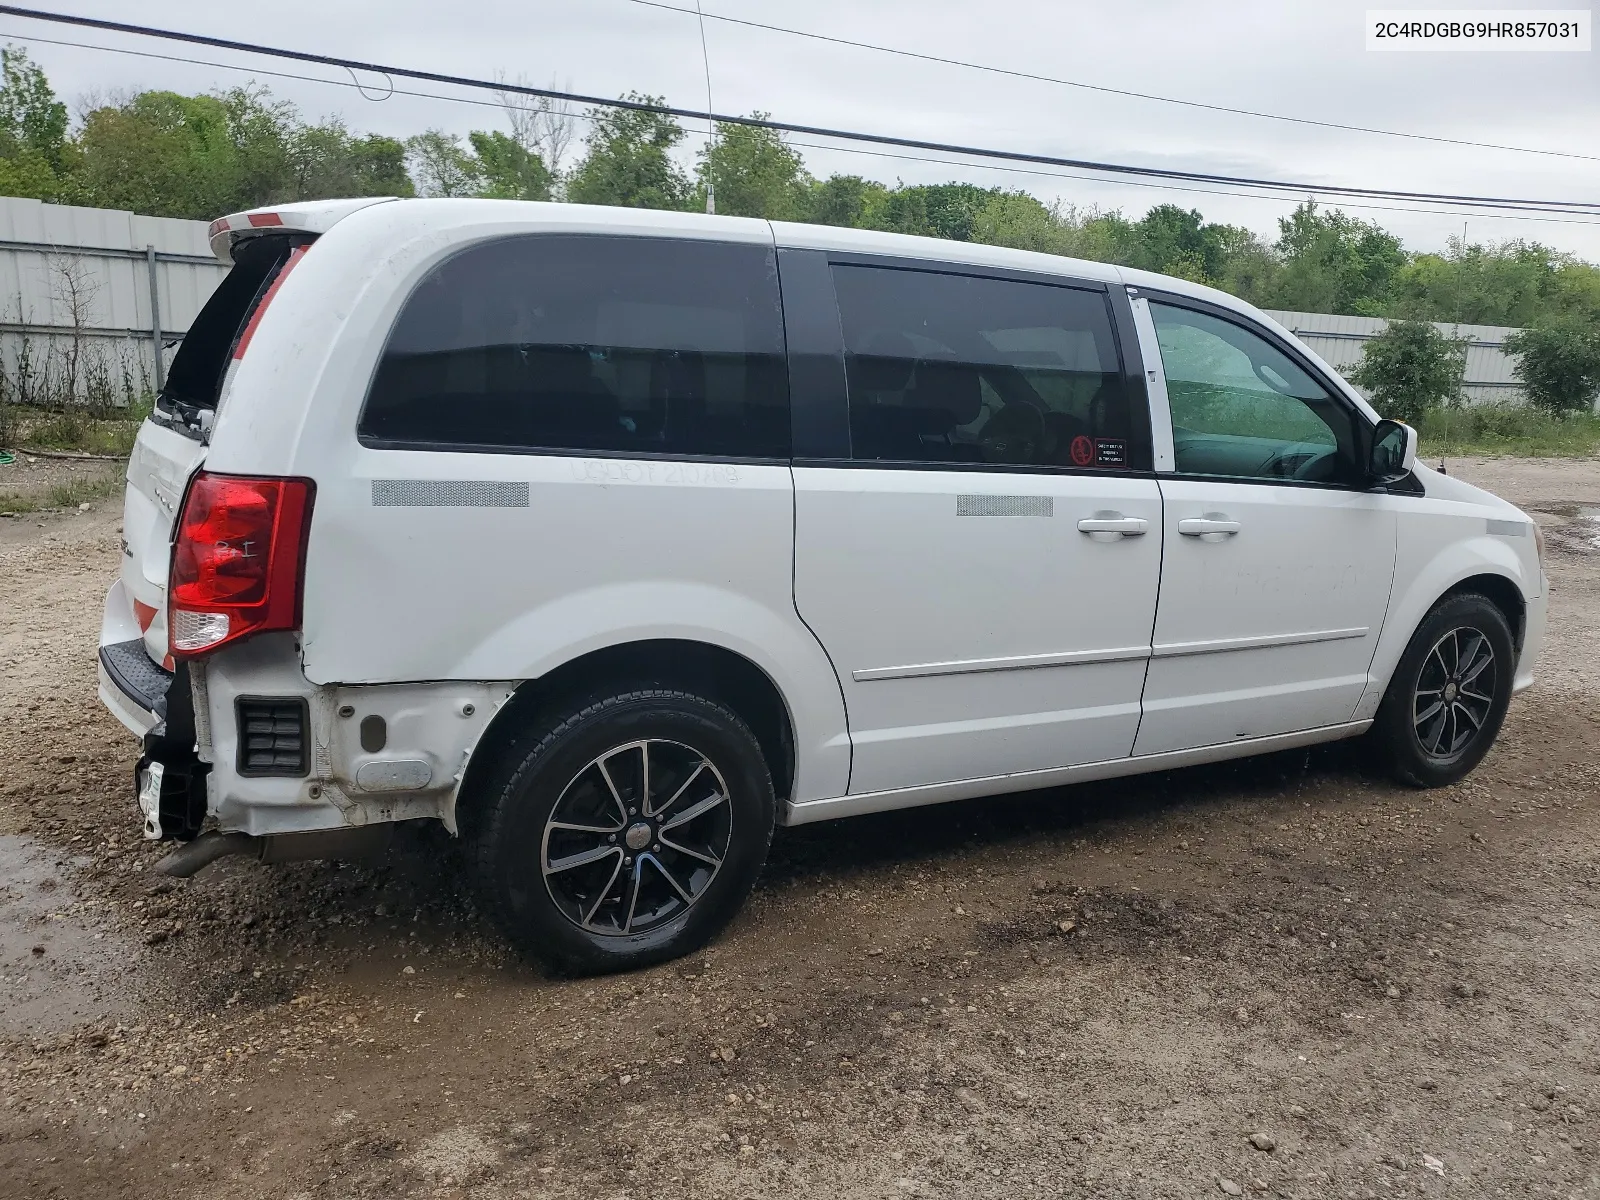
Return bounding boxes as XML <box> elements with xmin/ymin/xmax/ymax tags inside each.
<box><xmin>169</xmin><ymin>472</ymin><xmax>314</xmax><ymax>659</ymax></box>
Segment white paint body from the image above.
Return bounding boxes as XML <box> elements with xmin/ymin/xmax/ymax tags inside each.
<box><xmin>97</xmin><ymin>200</ymin><xmax>1548</xmax><ymax>839</ymax></box>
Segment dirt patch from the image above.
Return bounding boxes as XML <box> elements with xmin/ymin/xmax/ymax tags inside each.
<box><xmin>1</xmin><ymin>457</ymin><xmax>1598</xmax><ymax>1199</ymax></box>
<box><xmin>0</xmin><ymin>451</ymin><xmax>122</xmax><ymax>545</ymax></box>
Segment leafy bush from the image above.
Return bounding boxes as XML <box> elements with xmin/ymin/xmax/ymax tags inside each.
<box><xmin>1348</xmin><ymin>319</ymin><xmax>1467</xmax><ymax>424</ymax></box>
<box><xmin>1502</xmin><ymin>322</ymin><xmax>1600</xmax><ymax>415</ymax></box>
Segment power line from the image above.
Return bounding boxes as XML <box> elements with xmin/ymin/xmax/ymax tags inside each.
<box><xmin>10</xmin><ymin>26</ymin><xmax>1598</xmax><ymax>230</ymax></box>
<box><xmin>627</xmin><ymin>0</ymin><xmax>1600</xmax><ymax>166</ymax></box>
<box><xmin>0</xmin><ymin>5</ymin><xmax>1595</xmax><ymax>218</ymax></box>
<box><xmin>779</xmin><ymin>131</ymin><xmax>1600</xmax><ymax>229</ymax></box>
<box><xmin>9</xmin><ymin>23</ymin><xmax>1599</xmax><ymax>232</ymax></box>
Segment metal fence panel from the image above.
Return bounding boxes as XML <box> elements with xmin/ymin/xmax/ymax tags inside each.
<box><xmin>1265</xmin><ymin>309</ymin><xmax>1532</xmax><ymax>406</ymax></box>
<box><xmin>0</xmin><ymin>195</ymin><xmax>227</xmax><ymax>409</ymax></box>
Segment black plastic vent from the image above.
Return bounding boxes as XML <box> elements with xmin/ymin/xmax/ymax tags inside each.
<box><xmin>236</xmin><ymin>697</ymin><xmax>309</xmax><ymax>777</ymax></box>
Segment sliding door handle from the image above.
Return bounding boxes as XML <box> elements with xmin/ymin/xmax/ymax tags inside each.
<box><xmin>1178</xmin><ymin>516</ymin><xmax>1241</xmax><ymax>537</ymax></box>
<box><xmin>1077</xmin><ymin>515</ymin><xmax>1149</xmax><ymax>537</ymax></box>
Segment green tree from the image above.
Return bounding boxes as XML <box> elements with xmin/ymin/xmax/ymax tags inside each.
<box><xmin>1058</xmin><ymin>209</ymin><xmax>1145</xmax><ymax>266</ymax></box>
<box><xmin>1393</xmin><ymin>238</ymin><xmax>1600</xmax><ymax>327</ymax></box>
<box><xmin>808</xmin><ymin>174</ymin><xmax>891</xmax><ymax>228</ymax></box>
<box><xmin>76</xmin><ymin>85</ymin><xmax>412</xmax><ymax>217</ymax></box>
<box><xmin>0</xmin><ymin>46</ymin><xmax>70</xmax><ymax>201</ymax></box>
<box><xmin>1129</xmin><ymin>205</ymin><xmax>1245</xmax><ymax>283</ymax></box>
<box><xmin>970</xmin><ymin>190</ymin><xmax>1074</xmax><ymax>255</ymax></box>
<box><xmin>0</xmin><ymin>46</ymin><xmax>66</xmax><ymax>172</ymax></box>
<box><xmin>77</xmin><ymin>91</ymin><xmax>247</xmax><ymax>217</ymax></box>
<box><xmin>405</xmin><ymin>130</ymin><xmax>480</xmax><ymax>197</ymax></box>
<box><xmin>695</xmin><ymin>117</ymin><xmax>810</xmax><ymax>219</ymax></box>
<box><xmin>566</xmin><ymin>95</ymin><xmax>689</xmax><ymax>210</ymax></box>
<box><xmin>1270</xmin><ymin>201</ymin><xmax>1406</xmax><ymax>315</ymax></box>
<box><xmin>284</xmin><ymin>121</ymin><xmax>411</xmax><ymax>199</ymax></box>
<box><xmin>469</xmin><ymin>129</ymin><xmax>552</xmax><ymax>200</ymax></box>
<box><xmin>1348</xmin><ymin>318</ymin><xmax>1468</xmax><ymax>424</ymax></box>
<box><xmin>1503</xmin><ymin>321</ymin><xmax>1600</xmax><ymax>415</ymax></box>
<box><xmin>880</xmin><ymin>182</ymin><xmax>996</xmax><ymax>241</ymax></box>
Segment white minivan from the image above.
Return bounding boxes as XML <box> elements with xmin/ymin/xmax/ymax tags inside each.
<box><xmin>99</xmin><ymin>197</ymin><xmax>1546</xmax><ymax>972</ymax></box>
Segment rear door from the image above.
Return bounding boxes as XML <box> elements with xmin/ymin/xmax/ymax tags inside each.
<box><xmin>784</xmin><ymin>252</ymin><xmax>1164</xmax><ymax>797</ymax></box>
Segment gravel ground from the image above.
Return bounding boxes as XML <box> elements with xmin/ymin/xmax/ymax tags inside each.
<box><xmin>1</xmin><ymin>456</ymin><xmax>1598</xmax><ymax>1200</ymax></box>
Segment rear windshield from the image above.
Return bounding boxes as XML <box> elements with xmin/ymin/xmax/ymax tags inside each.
<box><xmin>158</xmin><ymin>234</ymin><xmax>306</xmax><ymax>428</ymax></box>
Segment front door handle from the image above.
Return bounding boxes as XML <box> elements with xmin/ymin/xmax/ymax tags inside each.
<box><xmin>1077</xmin><ymin>514</ymin><xmax>1149</xmax><ymax>537</ymax></box>
<box><xmin>1178</xmin><ymin>516</ymin><xmax>1241</xmax><ymax>537</ymax></box>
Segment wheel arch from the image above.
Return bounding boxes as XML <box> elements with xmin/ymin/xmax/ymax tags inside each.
<box><xmin>1365</xmin><ymin>544</ymin><xmax>1532</xmax><ymax>715</ymax></box>
<box><xmin>1442</xmin><ymin>572</ymin><xmax>1526</xmax><ymax>652</ymax></box>
<box><xmin>452</xmin><ymin>638</ymin><xmax>798</xmax><ymax>839</ymax></box>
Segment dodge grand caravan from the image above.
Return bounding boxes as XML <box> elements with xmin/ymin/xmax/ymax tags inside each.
<box><xmin>99</xmin><ymin>197</ymin><xmax>1547</xmax><ymax>972</ymax></box>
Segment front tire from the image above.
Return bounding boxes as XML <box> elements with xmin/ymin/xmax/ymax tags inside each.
<box><xmin>1372</xmin><ymin>593</ymin><xmax>1515</xmax><ymax>787</ymax></box>
<box><xmin>468</xmin><ymin>688</ymin><xmax>775</xmax><ymax>974</ymax></box>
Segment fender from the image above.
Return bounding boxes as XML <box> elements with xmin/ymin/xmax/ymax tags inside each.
<box><xmin>1355</xmin><ymin>528</ymin><xmax>1534</xmax><ymax>720</ymax></box>
<box><xmin>449</xmin><ymin>580</ymin><xmax>851</xmax><ymax>804</ymax></box>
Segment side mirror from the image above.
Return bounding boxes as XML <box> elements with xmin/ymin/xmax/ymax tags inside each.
<box><xmin>1369</xmin><ymin>419</ymin><xmax>1417</xmax><ymax>484</ymax></box>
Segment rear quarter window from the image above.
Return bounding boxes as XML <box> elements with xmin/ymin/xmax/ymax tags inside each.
<box><xmin>359</xmin><ymin>235</ymin><xmax>790</xmax><ymax>460</ymax></box>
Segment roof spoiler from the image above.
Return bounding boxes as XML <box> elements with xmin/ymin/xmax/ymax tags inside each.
<box><xmin>207</xmin><ymin>197</ymin><xmax>400</xmax><ymax>264</ymax></box>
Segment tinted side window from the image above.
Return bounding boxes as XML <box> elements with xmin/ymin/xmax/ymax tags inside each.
<box><xmin>360</xmin><ymin>236</ymin><xmax>789</xmax><ymax>458</ymax></box>
<box><xmin>832</xmin><ymin>265</ymin><xmax>1133</xmax><ymax>469</ymax></box>
<box><xmin>1150</xmin><ymin>302</ymin><xmax>1358</xmax><ymax>483</ymax></box>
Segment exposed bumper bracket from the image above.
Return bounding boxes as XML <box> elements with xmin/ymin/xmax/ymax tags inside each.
<box><xmin>154</xmin><ymin>825</ymin><xmax>395</xmax><ymax>878</ymax></box>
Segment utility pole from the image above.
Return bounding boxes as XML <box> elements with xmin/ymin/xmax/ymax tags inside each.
<box><xmin>696</xmin><ymin>0</ymin><xmax>715</xmax><ymax>214</ymax></box>
<box><xmin>146</xmin><ymin>244</ymin><xmax>164</xmax><ymax>391</ymax></box>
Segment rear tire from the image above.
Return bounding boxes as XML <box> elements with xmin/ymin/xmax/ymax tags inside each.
<box><xmin>1371</xmin><ymin>593</ymin><xmax>1515</xmax><ymax>787</ymax></box>
<box><xmin>467</xmin><ymin>687</ymin><xmax>775</xmax><ymax>974</ymax></box>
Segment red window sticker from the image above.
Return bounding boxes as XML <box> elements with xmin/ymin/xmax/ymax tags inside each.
<box><xmin>1095</xmin><ymin>439</ymin><xmax>1127</xmax><ymax>467</ymax></box>
<box><xmin>1069</xmin><ymin>434</ymin><xmax>1095</xmax><ymax>467</ymax></box>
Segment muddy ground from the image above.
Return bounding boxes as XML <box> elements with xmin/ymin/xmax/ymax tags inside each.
<box><xmin>1</xmin><ymin>456</ymin><xmax>1598</xmax><ymax>1200</ymax></box>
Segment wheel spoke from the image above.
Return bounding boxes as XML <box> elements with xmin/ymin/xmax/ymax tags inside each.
<box><xmin>1422</xmin><ymin>705</ymin><xmax>1449</xmax><ymax>755</ymax></box>
<box><xmin>582</xmin><ymin>853</ymin><xmax>625</xmax><ymax>927</ymax></box>
<box><xmin>619</xmin><ymin>860</ymin><xmax>644</xmax><ymax>933</ymax></box>
<box><xmin>661</xmin><ymin>791</ymin><xmax>727</xmax><ymax>832</ymax></box>
<box><xmin>1454</xmin><ymin>701</ymin><xmax>1483</xmax><ymax>731</ymax></box>
<box><xmin>649</xmin><ymin>760</ymin><xmax>706</xmax><ymax>820</ymax></box>
<box><xmin>639</xmin><ymin>740</ymin><xmax>651</xmax><ymax>822</ymax></box>
<box><xmin>595</xmin><ymin>757</ymin><xmax>630</xmax><ymax>827</ymax></box>
<box><xmin>548</xmin><ymin>819</ymin><xmax>623</xmax><ymax>835</ymax></box>
<box><xmin>1460</xmin><ymin>643</ymin><xmax>1494</xmax><ymax>686</ymax></box>
<box><xmin>1459</xmin><ymin>686</ymin><xmax>1493</xmax><ymax>705</ymax></box>
<box><xmin>644</xmin><ymin>853</ymin><xmax>697</xmax><ymax>906</ymax></box>
<box><xmin>546</xmin><ymin>844</ymin><xmax>620</xmax><ymax>876</ymax></box>
<box><xmin>659</xmin><ymin>832</ymin><xmax>722</xmax><ymax>867</ymax></box>
<box><xmin>1414</xmin><ymin>698</ymin><xmax>1445</xmax><ymax>726</ymax></box>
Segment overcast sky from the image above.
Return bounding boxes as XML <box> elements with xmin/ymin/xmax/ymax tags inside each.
<box><xmin>5</xmin><ymin>0</ymin><xmax>1598</xmax><ymax>257</ymax></box>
